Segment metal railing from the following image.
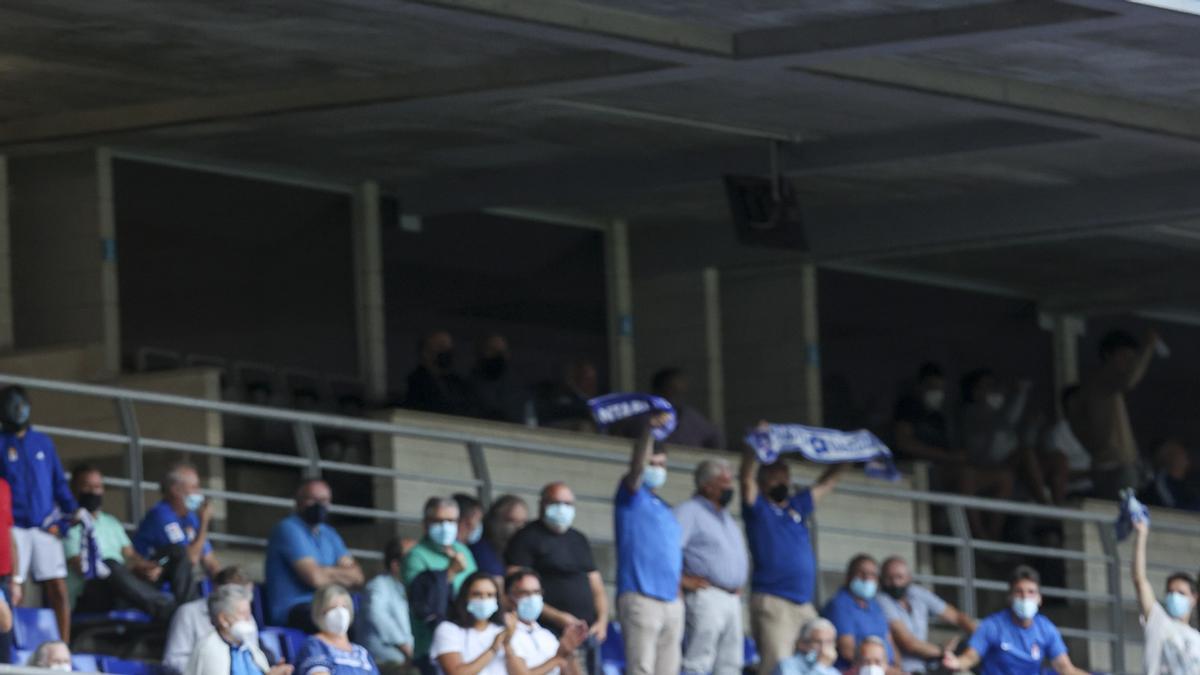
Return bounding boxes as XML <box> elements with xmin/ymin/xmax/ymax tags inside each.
<box><xmin>2</xmin><ymin>372</ymin><xmax>1199</xmax><ymax>674</ymax></box>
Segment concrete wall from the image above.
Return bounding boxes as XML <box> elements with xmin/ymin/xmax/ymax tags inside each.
<box><xmin>631</xmin><ymin>269</ymin><xmax>714</xmax><ymax>420</ymax></box>
<box><xmin>0</xmin><ymin>156</ymin><xmax>12</xmax><ymax>352</ymax></box>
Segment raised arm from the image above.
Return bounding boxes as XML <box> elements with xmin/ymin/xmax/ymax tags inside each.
<box><xmin>622</xmin><ymin>418</ymin><xmax>660</xmax><ymax>493</ymax></box>
<box><xmin>186</xmin><ymin>500</ymin><xmax>212</xmax><ymax>565</ymax></box>
<box><xmin>810</xmin><ymin>463</ymin><xmax>848</xmax><ymax>504</ymax></box>
<box><xmin>1119</xmin><ymin>329</ymin><xmax>1158</xmax><ymax>391</ymax></box>
<box><xmin>1131</xmin><ymin>520</ymin><xmax>1157</xmax><ymax>619</ymax></box>
<box><xmin>740</xmin><ymin>439</ymin><xmax>759</xmax><ymax>505</ymax></box>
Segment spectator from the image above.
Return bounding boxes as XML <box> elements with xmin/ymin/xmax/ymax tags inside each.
<box><xmin>0</xmin><ymin>386</ymin><xmax>78</xmax><ymax>641</ymax></box>
<box><xmin>132</xmin><ymin>461</ymin><xmax>220</xmax><ymax>605</ymax></box>
<box><xmin>942</xmin><ymin>565</ymin><xmax>1088</xmax><ymax>675</ymax></box>
<box><xmin>1069</xmin><ymin>328</ymin><xmax>1158</xmax><ymax>499</ymax></box>
<box><xmin>1139</xmin><ymin>439</ymin><xmax>1200</xmax><ymax>512</ymax></box>
<box><xmin>876</xmin><ymin>556</ymin><xmax>976</xmax><ymax>673</ymax></box>
<box><xmin>65</xmin><ymin>464</ymin><xmax>175</xmax><ymax>620</ymax></box>
<box><xmin>429</xmin><ymin>571</ymin><xmax>516</xmax><ymax>675</ymax></box>
<box><xmin>359</xmin><ymin>538</ymin><xmax>415</xmax><ymax>674</ymax></box>
<box><xmin>0</xmin><ymin>472</ymin><xmax>14</xmax><ymax>664</ymax></box>
<box><xmin>472</xmin><ymin>495</ymin><xmax>528</xmax><ymax>582</ymax></box>
<box><xmin>29</xmin><ymin>640</ymin><xmax>72</xmax><ymax>670</ymax></box>
<box><xmin>164</xmin><ymin>566</ymin><xmax>254</xmax><ymax>675</ymax></box>
<box><xmin>452</xmin><ymin>494</ymin><xmax>484</xmax><ymax>552</ymax></box>
<box><xmin>650</xmin><ymin>368</ymin><xmax>722</xmax><ymax>450</ymax></box>
<box><xmin>505</xmin><ymin>568</ymin><xmax>587</xmax><ymax>675</ymax></box>
<box><xmin>536</xmin><ymin>359</ymin><xmax>599</xmax><ymax>432</ymax></box>
<box><xmin>740</xmin><ymin>431</ymin><xmax>846</xmax><ymax>675</ymax></box>
<box><xmin>891</xmin><ymin>363</ymin><xmax>964</xmax><ymax>468</ymax></box>
<box><xmin>615</xmin><ymin>415</ymin><xmax>682</xmax><ymax>675</ymax></box>
<box><xmin>1131</xmin><ymin>519</ymin><xmax>1200</xmax><ymax>673</ymax></box>
<box><xmin>847</xmin><ymin>636</ymin><xmax>888</xmax><ymax>675</ymax></box>
<box><xmin>674</xmin><ymin>459</ymin><xmax>747</xmax><ymax>675</ymax></box>
<box><xmin>1040</xmin><ymin>386</ymin><xmax>1093</xmax><ymax>505</ymax></box>
<box><xmin>187</xmin><ymin>584</ymin><xmax>291</xmax><ymax>675</ymax></box>
<box><xmin>404</xmin><ymin>497</ymin><xmax>477</xmax><ymax>674</ymax></box>
<box><xmin>822</xmin><ymin>554</ymin><xmax>897</xmax><ymax>670</ymax></box>
<box><xmin>265</xmin><ymin>478</ymin><xmax>363</xmax><ymax>632</ymax></box>
<box><xmin>295</xmin><ymin>585</ymin><xmax>379</xmax><ymax>675</ymax></box>
<box><xmin>404</xmin><ymin>331</ymin><xmax>474</xmax><ymax>416</ymax></box>
<box><xmin>771</xmin><ymin>618</ymin><xmax>839</xmax><ymax>675</ymax></box>
<box><xmin>469</xmin><ymin>335</ymin><xmax>526</xmax><ymax>424</ymax></box>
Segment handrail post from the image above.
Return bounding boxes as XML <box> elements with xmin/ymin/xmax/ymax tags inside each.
<box><xmin>115</xmin><ymin>398</ymin><xmax>145</xmax><ymax>521</ymax></box>
<box><xmin>1098</xmin><ymin>523</ymin><xmax>1125</xmax><ymax>672</ymax></box>
<box><xmin>947</xmin><ymin>505</ymin><xmax>976</xmax><ymax>619</ymax></box>
<box><xmin>293</xmin><ymin>421</ymin><xmax>321</xmax><ymax>479</ymax></box>
<box><xmin>466</xmin><ymin>442</ymin><xmax>493</xmax><ymax>506</ymax></box>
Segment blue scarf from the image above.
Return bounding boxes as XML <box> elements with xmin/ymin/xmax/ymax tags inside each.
<box><xmin>744</xmin><ymin>424</ymin><xmax>899</xmax><ymax>481</ymax></box>
<box><xmin>1115</xmin><ymin>488</ymin><xmax>1150</xmax><ymax>542</ymax></box>
<box><xmin>588</xmin><ymin>393</ymin><xmax>677</xmax><ymax>441</ymax></box>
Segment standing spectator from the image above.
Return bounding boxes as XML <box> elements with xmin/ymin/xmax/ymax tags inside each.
<box><xmin>1040</xmin><ymin>386</ymin><xmax>1093</xmax><ymax>505</ymax></box>
<box><xmin>132</xmin><ymin>461</ymin><xmax>220</xmax><ymax>604</ymax></box>
<box><xmin>536</xmin><ymin>359</ymin><xmax>599</xmax><ymax>432</ymax></box>
<box><xmin>359</xmin><ymin>538</ymin><xmax>415</xmax><ymax>675</ymax></box>
<box><xmin>674</xmin><ymin>459</ymin><xmax>747</xmax><ymax>675</ymax></box>
<box><xmin>891</xmin><ymin>363</ymin><xmax>964</xmax><ymax>466</ymax></box>
<box><xmin>164</xmin><ymin>566</ymin><xmax>254</xmax><ymax>675</ymax></box>
<box><xmin>0</xmin><ymin>473</ymin><xmax>15</xmax><ymax>664</ymax></box>
<box><xmin>472</xmin><ymin>495</ymin><xmax>528</xmax><ymax>582</ymax></box>
<box><xmin>404</xmin><ymin>497</ymin><xmax>477</xmax><ymax>675</ymax></box>
<box><xmin>295</xmin><ymin>585</ymin><xmax>379</xmax><ymax>675</ymax></box>
<box><xmin>404</xmin><ymin>331</ymin><xmax>474</xmax><ymax>416</ymax></box>
<box><xmin>772</xmin><ymin>618</ymin><xmax>839</xmax><ymax>675</ymax></box>
<box><xmin>1070</xmin><ymin>328</ymin><xmax>1158</xmax><ymax>499</ymax></box>
<box><xmin>1131</xmin><ymin>519</ymin><xmax>1200</xmax><ymax>673</ymax></box>
<box><xmin>187</xmin><ymin>584</ymin><xmax>292</xmax><ymax>675</ymax></box>
<box><xmin>469</xmin><ymin>334</ymin><xmax>526</xmax><ymax>424</ymax></box>
<box><xmin>65</xmin><ymin>465</ymin><xmax>175</xmax><ymax>619</ymax></box>
<box><xmin>848</xmin><ymin>637</ymin><xmax>888</xmax><ymax>675</ymax></box>
<box><xmin>1139</xmin><ymin>439</ymin><xmax>1200</xmax><ymax>512</ymax></box>
<box><xmin>0</xmin><ymin>386</ymin><xmax>79</xmax><ymax>642</ymax></box>
<box><xmin>505</xmin><ymin>482</ymin><xmax>606</xmax><ymax>672</ymax></box>
<box><xmin>614</xmin><ymin>415</ymin><xmax>682</xmax><ymax>675</ymax></box>
<box><xmin>876</xmin><ymin>556</ymin><xmax>976</xmax><ymax>673</ymax></box>
<box><xmin>942</xmin><ymin>565</ymin><xmax>1088</xmax><ymax>675</ymax></box>
<box><xmin>822</xmin><ymin>555</ymin><xmax>898</xmax><ymax>670</ymax></box>
<box><xmin>505</xmin><ymin>568</ymin><xmax>587</xmax><ymax>675</ymax></box>
<box><xmin>429</xmin><ymin>571</ymin><xmax>516</xmax><ymax>675</ymax></box>
<box><xmin>29</xmin><ymin>641</ymin><xmax>72</xmax><ymax>670</ymax></box>
<box><xmin>740</xmin><ymin>431</ymin><xmax>846</xmax><ymax>675</ymax></box>
<box><xmin>265</xmin><ymin>478</ymin><xmax>363</xmax><ymax>631</ymax></box>
<box><xmin>650</xmin><ymin>369</ymin><xmax>722</xmax><ymax>450</ymax></box>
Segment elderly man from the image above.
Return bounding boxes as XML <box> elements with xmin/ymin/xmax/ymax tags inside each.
<box><xmin>404</xmin><ymin>496</ymin><xmax>477</xmax><ymax>675</ymax></box>
<box><xmin>186</xmin><ymin>584</ymin><xmax>292</xmax><ymax>675</ymax></box>
<box><xmin>773</xmin><ymin>618</ymin><xmax>839</xmax><ymax>675</ymax></box>
<box><xmin>132</xmin><ymin>462</ymin><xmax>219</xmax><ymax>605</ymax></box>
<box><xmin>164</xmin><ymin>566</ymin><xmax>254</xmax><ymax>675</ymax></box>
<box><xmin>877</xmin><ymin>556</ymin><xmax>976</xmax><ymax>673</ymax></box>
<box><xmin>674</xmin><ymin>459</ymin><xmax>748</xmax><ymax>675</ymax></box>
<box><xmin>849</xmin><ymin>636</ymin><xmax>889</xmax><ymax>675</ymax></box>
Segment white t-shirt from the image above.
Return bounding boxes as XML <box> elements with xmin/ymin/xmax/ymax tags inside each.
<box><xmin>430</xmin><ymin>622</ymin><xmax>507</xmax><ymax>675</ymax></box>
<box><xmin>509</xmin><ymin>621</ymin><xmax>561</xmax><ymax>675</ymax></box>
<box><xmin>1143</xmin><ymin>602</ymin><xmax>1200</xmax><ymax>675</ymax></box>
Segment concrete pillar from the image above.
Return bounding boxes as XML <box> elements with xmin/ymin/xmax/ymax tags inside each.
<box><xmin>0</xmin><ymin>156</ymin><xmax>12</xmax><ymax>351</ymax></box>
<box><xmin>1040</xmin><ymin>311</ymin><xmax>1085</xmax><ymax>412</ymax></box>
<box><xmin>605</xmin><ymin>219</ymin><xmax>635</xmax><ymax>391</ymax></box>
<box><xmin>352</xmin><ymin>181</ymin><xmax>387</xmax><ymax>403</ymax></box>
<box><xmin>800</xmin><ymin>263</ymin><xmax>823</xmax><ymax>425</ymax></box>
<box><xmin>702</xmin><ymin>267</ymin><xmax>725</xmax><ymax>433</ymax></box>
<box><xmin>9</xmin><ymin>149</ymin><xmax>120</xmax><ymax>375</ymax></box>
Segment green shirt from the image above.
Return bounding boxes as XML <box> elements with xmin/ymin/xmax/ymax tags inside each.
<box><xmin>402</xmin><ymin>538</ymin><xmax>476</xmax><ymax>659</ymax></box>
<box><xmin>64</xmin><ymin>511</ymin><xmax>133</xmax><ymax>605</ymax></box>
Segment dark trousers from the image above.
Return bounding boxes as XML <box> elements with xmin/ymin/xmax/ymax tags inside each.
<box><xmin>76</xmin><ymin>547</ymin><xmax>193</xmax><ymax>621</ymax></box>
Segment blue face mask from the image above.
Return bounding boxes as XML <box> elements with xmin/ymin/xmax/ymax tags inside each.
<box><xmin>184</xmin><ymin>493</ymin><xmax>204</xmax><ymax>512</ymax></box>
<box><xmin>849</xmin><ymin>578</ymin><xmax>877</xmax><ymax>600</ymax></box>
<box><xmin>642</xmin><ymin>466</ymin><xmax>667</xmax><ymax>489</ymax></box>
<box><xmin>467</xmin><ymin>523</ymin><xmax>483</xmax><ymax>545</ymax></box>
<box><xmin>516</xmin><ymin>594</ymin><xmax>544</xmax><ymax>622</ymax></box>
<box><xmin>1166</xmin><ymin>592</ymin><xmax>1193</xmax><ymax>619</ymax></box>
<box><xmin>467</xmin><ymin>597</ymin><xmax>498</xmax><ymax>621</ymax></box>
<box><xmin>428</xmin><ymin>521</ymin><xmax>458</xmax><ymax>547</ymax></box>
<box><xmin>803</xmin><ymin>650</ymin><xmax>819</xmax><ymax>665</ymax></box>
<box><xmin>544</xmin><ymin>503</ymin><xmax>576</xmax><ymax>530</ymax></box>
<box><xmin>1011</xmin><ymin>597</ymin><xmax>1039</xmax><ymax>620</ymax></box>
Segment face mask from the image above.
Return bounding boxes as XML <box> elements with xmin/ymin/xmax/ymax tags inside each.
<box><xmin>883</xmin><ymin>583</ymin><xmax>907</xmax><ymax>600</ymax></box>
<box><xmin>480</xmin><ymin>356</ymin><xmax>507</xmax><ymax>380</ymax></box>
<box><xmin>230</xmin><ymin>619</ymin><xmax>258</xmax><ymax>646</ymax></box>
<box><xmin>467</xmin><ymin>597</ymin><xmax>498</xmax><ymax>621</ymax></box>
<box><xmin>516</xmin><ymin>594</ymin><xmax>544</xmax><ymax>622</ymax></box>
<box><xmin>803</xmin><ymin>650</ymin><xmax>819</xmax><ymax>666</ymax></box>
<box><xmin>322</xmin><ymin>607</ymin><xmax>352</xmax><ymax>636</ymax></box>
<box><xmin>1166</xmin><ymin>591</ymin><xmax>1193</xmax><ymax>619</ymax></box>
<box><xmin>466</xmin><ymin>523</ymin><xmax>483</xmax><ymax>545</ymax></box>
<box><xmin>986</xmin><ymin>393</ymin><xmax>1005</xmax><ymax>411</ymax></box>
<box><xmin>49</xmin><ymin>664</ymin><xmax>71</xmax><ymax>672</ymax></box>
<box><xmin>1011</xmin><ymin>597</ymin><xmax>1039</xmax><ymax>620</ymax></box>
<box><xmin>78</xmin><ymin>492</ymin><xmax>103</xmax><ymax>513</ymax></box>
<box><xmin>428</xmin><ymin>521</ymin><xmax>458</xmax><ymax>547</ymax></box>
<box><xmin>717</xmin><ymin>488</ymin><xmax>734</xmax><ymax>508</ymax></box>
<box><xmin>849</xmin><ymin>578</ymin><xmax>877</xmax><ymax>600</ymax></box>
<box><xmin>184</xmin><ymin>492</ymin><xmax>205</xmax><ymax>512</ymax></box>
<box><xmin>0</xmin><ymin>388</ymin><xmax>31</xmax><ymax>434</ymax></box>
<box><xmin>768</xmin><ymin>484</ymin><xmax>790</xmax><ymax>503</ymax></box>
<box><xmin>434</xmin><ymin>351</ymin><xmax>454</xmax><ymax>370</ymax></box>
<box><xmin>300</xmin><ymin>502</ymin><xmax>328</xmax><ymax>527</ymax></box>
<box><xmin>544</xmin><ymin>503</ymin><xmax>575</xmax><ymax>530</ymax></box>
<box><xmin>860</xmin><ymin>666</ymin><xmax>885</xmax><ymax>675</ymax></box>
<box><xmin>642</xmin><ymin>466</ymin><xmax>667</xmax><ymax>489</ymax></box>
<box><xmin>922</xmin><ymin>389</ymin><xmax>945</xmax><ymax>411</ymax></box>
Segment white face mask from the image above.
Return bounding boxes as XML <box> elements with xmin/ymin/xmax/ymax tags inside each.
<box><xmin>985</xmin><ymin>393</ymin><xmax>1005</xmax><ymax>411</ymax></box>
<box><xmin>322</xmin><ymin>606</ymin><xmax>352</xmax><ymax>636</ymax></box>
<box><xmin>922</xmin><ymin>389</ymin><xmax>945</xmax><ymax>411</ymax></box>
<box><xmin>859</xmin><ymin>666</ymin><xmax>885</xmax><ymax>675</ymax></box>
<box><xmin>230</xmin><ymin>619</ymin><xmax>258</xmax><ymax>646</ymax></box>
<box><xmin>49</xmin><ymin>664</ymin><xmax>72</xmax><ymax>672</ymax></box>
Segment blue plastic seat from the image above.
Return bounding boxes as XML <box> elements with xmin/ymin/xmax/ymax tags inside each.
<box><xmin>99</xmin><ymin>656</ymin><xmax>162</xmax><ymax>675</ymax></box>
<box><xmin>73</xmin><ymin>610</ymin><xmax>154</xmax><ymax>625</ymax></box>
<box><xmin>260</xmin><ymin>626</ymin><xmax>307</xmax><ymax>664</ymax></box>
<box><xmin>72</xmin><ymin>653</ymin><xmax>101</xmax><ymax>672</ymax></box>
<box><xmin>251</xmin><ymin>584</ymin><xmax>265</xmax><ymax>627</ymax></box>
<box><xmin>13</xmin><ymin>607</ymin><xmax>61</xmax><ymax>649</ymax></box>
<box><xmin>600</xmin><ymin>621</ymin><xmax>625</xmax><ymax>674</ymax></box>
<box><xmin>743</xmin><ymin>635</ymin><xmax>760</xmax><ymax>668</ymax></box>
<box><xmin>258</xmin><ymin>628</ymin><xmax>287</xmax><ymax>665</ymax></box>
<box><xmin>12</xmin><ymin>648</ymin><xmax>33</xmax><ymax>666</ymax></box>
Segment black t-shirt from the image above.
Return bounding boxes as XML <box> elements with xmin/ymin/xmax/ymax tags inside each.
<box><xmin>893</xmin><ymin>394</ymin><xmax>951</xmax><ymax>455</ymax></box>
<box><xmin>505</xmin><ymin>520</ymin><xmax>598</xmax><ymax>627</ymax></box>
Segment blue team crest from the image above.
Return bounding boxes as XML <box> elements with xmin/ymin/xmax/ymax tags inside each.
<box><xmin>1030</xmin><ymin>644</ymin><xmax>1040</xmax><ymax>660</ymax></box>
<box><xmin>35</xmin><ymin>451</ymin><xmax>44</xmax><ymax>461</ymax></box>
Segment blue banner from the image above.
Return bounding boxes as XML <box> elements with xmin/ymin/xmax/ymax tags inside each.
<box><xmin>588</xmin><ymin>393</ymin><xmax>677</xmax><ymax>441</ymax></box>
<box><xmin>1114</xmin><ymin>489</ymin><xmax>1150</xmax><ymax>542</ymax></box>
<box><xmin>744</xmin><ymin>424</ymin><xmax>899</xmax><ymax>481</ymax></box>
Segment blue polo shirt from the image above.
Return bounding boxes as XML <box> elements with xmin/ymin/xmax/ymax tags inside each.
<box><xmin>132</xmin><ymin>500</ymin><xmax>211</xmax><ymax>558</ymax></box>
<box><xmin>265</xmin><ymin>514</ymin><xmax>350</xmax><ymax>624</ymax></box>
<box><xmin>614</xmin><ymin>481</ymin><xmax>681</xmax><ymax>601</ymax></box>
<box><xmin>968</xmin><ymin>609</ymin><xmax>1066</xmax><ymax>675</ymax></box>
<box><xmin>823</xmin><ymin>588</ymin><xmax>893</xmax><ymax>667</ymax></box>
<box><xmin>0</xmin><ymin>428</ymin><xmax>77</xmax><ymax>528</ymax></box>
<box><xmin>743</xmin><ymin>491</ymin><xmax>815</xmax><ymax>604</ymax></box>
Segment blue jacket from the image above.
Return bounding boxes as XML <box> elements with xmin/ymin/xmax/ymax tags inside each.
<box><xmin>0</xmin><ymin>428</ymin><xmax>77</xmax><ymax>529</ymax></box>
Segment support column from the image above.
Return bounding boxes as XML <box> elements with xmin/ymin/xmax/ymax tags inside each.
<box><xmin>605</xmin><ymin>219</ymin><xmax>635</xmax><ymax>391</ymax></box>
<box><xmin>0</xmin><ymin>156</ymin><xmax>12</xmax><ymax>351</ymax></box>
<box><xmin>352</xmin><ymin>181</ymin><xmax>387</xmax><ymax>403</ymax></box>
<box><xmin>1040</xmin><ymin>311</ymin><xmax>1085</xmax><ymax>412</ymax></box>
<box><xmin>702</xmin><ymin>267</ymin><xmax>725</xmax><ymax>433</ymax></box>
<box><xmin>800</xmin><ymin>262</ymin><xmax>823</xmax><ymax>425</ymax></box>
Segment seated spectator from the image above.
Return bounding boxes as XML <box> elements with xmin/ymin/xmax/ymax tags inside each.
<box><xmin>430</xmin><ymin>571</ymin><xmax>514</xmax><ymax>675</ymax></box>
<box><xmin>535</xmin><ymin>359</ymin><xmax>599</xmax><ymax>432</ymax></box>
<box><xmin>359</xmin><ymin>538</ymin><xmax>415</xmax><ymax>674</ymax></box>
<box><xmin>164</xmin><ymin>566</ymin><xmax>254</xmax><ymax>675</ymax></box>
<box><xmin>404</xmin><ymin>497</ymin><xmax>477</xmax><ymax>674</ymax></box>
<box><xmin>132</xmin><ymin>461</ymin><xmax>220</xmax><ymax>603</ymax></box>
<box><xmin>891</xmin><ymin>363</ymin><xmax>964</xmax><ymax>467</ymax></box>
<box><xmin>452</xmin><ymin>494</ymin><xmax>484</xmax><ymax>550</ymax></box>
<box><xmin>1140</xmin><ymin>439</ymin><xmax>1200</xmax><ymax>512</ymax></box>
<box><xmin>65</xmin><ymin>464</ymin><xmax>175</xmax><ymax>620</ymax></box>
<box><xmin>822</xmin><ymin>554</ymin><xmax>897</xmax><ymax>670</ymax></box>
<box><xmin>295</xmin><ymin>585</ymin><xmax>379</xmax><ymax>675</ymax></box>
<box><xmin>404</xmin><ymin>331</ymin><xmax>474</xmax><ymax>416</ymax></box>
<box><xmin>771</xmin><ymin>618</ymin><xmax>839</xmax><ymax>675</ymax></box>
<box><xmin>1039</xmin><ymin>386</ymin><xmax>1093</xmax><ymax>505</ymax></box>
<box><xmin>29</xmin><ymin>640</ymin><xmax>72</xmax><ymax>670</ymax></box>
<box><xmin>650</xmin><ymin>368</ymin><xmax>722</xmax><ymax>450</ymax></box>
<box><xmin>1131</xmin><ymin>518</ymin><xmax>1200</xmax><ymax>673</ymax></box>
<box><xmin>848</xmin><ymin>636</ymin><xmax>888</xmax><ymax>675</ymax></box>
<box><xmin>265</xmin><ymin>478</ymin><xmax>363</xmax><ymax>632</ymax></box>
<box><xmin>876</xmin><ymin>556</ymin><xmax>976</xmax><ymax>673</ymax></box>
<box><xmin>187</xmin><ymin>584</ymin><xmax>291</xmax><ymax>675</ymax></box>
<box><xmin>472</xmin><ymin>495</ymin><xmax>528</xmax><ymax>582</ymax></box>
<box><xmin>469</xmin><ymin>334</ymin><xmax>526</xmax><ymax>423</ymax></box>
<box><xmin>505</xmin><ymin>568</ymin><xmax>587</xmax><ymax>675</ymax></box>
